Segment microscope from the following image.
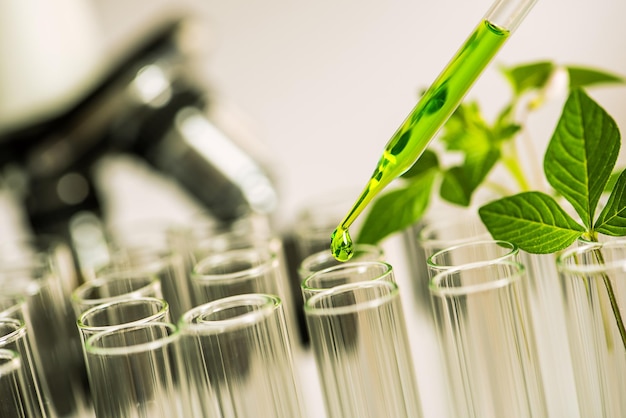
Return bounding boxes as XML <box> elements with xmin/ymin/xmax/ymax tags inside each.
<box><xmin>0</xmin><ymin>14</ymin><xmax>278</xmax><ymax>246</ymax></box>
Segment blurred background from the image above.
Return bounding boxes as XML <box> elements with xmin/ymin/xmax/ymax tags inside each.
<box><xmin>1</xmin><ymin>0</ymin><xmax>625</xmax><ymax>237</ymax></box>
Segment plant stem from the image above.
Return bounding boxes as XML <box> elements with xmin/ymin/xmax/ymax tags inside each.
<box><xmin>590</xmin><ymin>245</ymin><xmax>626</xmax><ymax>353</ymax></box>
<box><xmin>501</xmin><ymin>143</ymin><xmax>531</xmax><ymax>192</ymax></box>
<box><xmin>482</xmin><ymin>181</ymin><xmax>515</xmax><ymax>197</ymax></box>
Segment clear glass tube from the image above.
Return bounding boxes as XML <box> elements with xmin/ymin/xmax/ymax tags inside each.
<box><xmin>298</xmin><ymin>244</ymin><xmax>385</xmax><ymax>284</ymax></box>
<box><xmin>557</xmin><ymin>240</ymin><xmax>626</xmax><ymax>417</ymax></box>
<box><xmin>484</xmin><ymin>0</ymin><xmax>539</xmax><ymax>32</ymax></box>
<box><xmin>0</xmin><ymin>349</ymin><xmax>31</xmax><ymax>418</ymax></box>
<box><xmin>0</xmin><ymin>318</ymin><xmax>47</xmax><ymax>418</ymax></box>
<box><xmin>191</xmin><ymin>247</ymin><xmax>283</xmax><ymax>301</ymax></box>
<box><xmin>0</xmin><ymin>257</ymin><xmax>87</xmax><ymax>418</ymax></box>
<box><xmin>406</xmin><ymin>214</ymin><xmax>491</xmax><ymax>314</ymax></box>
<box><xmin>305</xmin><ymin>280</ymin><xmax>423</xmax><ymax>418</ymax></box>
<box><xmin>190</xmin><ymin>246</ymin><xmax>299</xmax><ymax>346</ymax></box>
<box><xmin>519</xmin><ymin>250</ymin><xmax>579</xmax><ymax>418</ymax></box>
<box><xmin>429</xmin><ymin>260</ymin><xmax>547</xmax><ymax>418</ymax></box>
<box><xmin>300</xmin><ymin>260</ymin><xmax>394</xmax><ymax>302</ymax></box>
<box><xmin>178</xmin><ymin>293</ymin><xmax>305</xmax><ymax>418</ymax></box>
<box><xmin>76</xmin><ymin>297</ymin><xmax>170</xmax><ymax>344</ymax></box>
<box><xmin>100</xmin><ymin>228</ymin><xmax>193</xmax><ymax>325</ymax></box>
<box><xmin>426</xmin><ymin>240</ymin><xmax>518</xmax><ymax>275</ymax></box>
<box><xmin>418</xmin><ymin>214</ymin><xmax>492</xmax><ymax>256</ymax></box>
<box><xmin>70</xmin><ymin>272</ymin><xmax>163</xmax><ymax>317</ymax></box>
<box><xmin>0</xmin><ymin>295</ymin><xmax>28</xmax><ymax>322</ymax></box>
<box><xmin>84</xmin><ymin>322</ymin><xmax>186</xmax><ymax>418</ymax></box>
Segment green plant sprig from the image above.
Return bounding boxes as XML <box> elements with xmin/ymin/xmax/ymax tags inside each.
<box><xmin>356</xmin><ymin>61</ymin><xmax>625</xmax><ymax>246</ymax></box>
<box><xmin>479</xmin><ymin>89</ymin><xmax>625</xmax><ymax>252</ymax></box>
<box><xmin>479</xmin><ymin>88</ymin><xmax>626</xmax><ymax>351</ymax></box>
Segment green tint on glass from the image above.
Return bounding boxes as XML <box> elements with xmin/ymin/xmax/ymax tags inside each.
<box><xmin>331</xmin><ymin>20</ymin><xmax>510</xmax><ymax>261</ymax></box>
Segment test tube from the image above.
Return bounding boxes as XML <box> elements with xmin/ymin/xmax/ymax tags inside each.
<box><xmin>178</xmin><ymin>293</ymin><xmax>305</xmax><ymax>418</ymax></box>
<box><xmin>84</xmin><ymin>322</ymin><xmax>186</xmax><ymax>418</ymax></box>
<box><xmin>70</xmin><ymin>271</ymin><xmax>163</xmax><ymax>318</ymax></box>
<box><xmin>557</xmin><ymin>240</ymin><xmax>626</xmax><ymax>417</ymax></box>
<box><xmin>76</xmin><ymin>297</ymin><xmax>170</xmax><ymax>345</ymax></box>
<box><xmin>0</xmin><ymin>349</ymin><xmax>32</xmax><ymax>418</ymax></box>
<box><xmin>305</xmin><ymin>280</ymin><xmax>423</xmax><ymax>418</ymax></box>
<box><xmin>426</xmin><ymin>240</ymin><xmax>519</xmax><ymax>276</ymax></box>
<box><xmin>300</xmin><ymin>260</ymin><xmax>395</xmax><ymax>302</ymax></box>
<box><xmin>430</xmin><ymin>260</ymin><xmax>547</xmax><ymax>418</ymax></box>
<box><xmin>0</xmin><ymin>318</ymin><xmax>47</xmax><ymax>417</ymax></box>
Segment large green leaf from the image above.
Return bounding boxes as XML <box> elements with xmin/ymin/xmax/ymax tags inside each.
<box><xmin>595</xmin><ymin>169</ymin><xmax>626</xmax><ymax>236</ymax></box>
<box><xmin>478</xmin><ymin>192</ymin><xmax>585</xmax><ymax>254</ymax></box>
<box><xmin>501</xmin><ymin>61</ymin><xmax>555</xmax><ymax>96</ymax></box>
<box><xmin>566</xmin><ymin>66</ymin><xmax>625</xmax><ymax>89</ymax></box>
<box><xmin>357</xmin><ymin>170</ymin><xmax>437</xmax><ymax>244</ymax></box>
<box><xmin>544</xmin><ymin>89</ymin><xmax>621</xmax><ymax>229</ymax></box>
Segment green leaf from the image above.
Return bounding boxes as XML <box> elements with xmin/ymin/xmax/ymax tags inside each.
<box><xmin>401</xmin><ymin>149</ymin><xmax>439</xmax><ymax>179</ymax></box>
<box><xmin>478</xmin><ymin>192</ymin><xmax>585</xmax><ymax>254</ymax></box>
<box><xmin>357</xmin><ymin>170</ymin><xmax>437</xmax><ymax>244</ymax></box>
<box><xmin>566</xmin><ymin>66</ymin><xmax>625</xmax><ymax>89</ymax></box>
<box><xmin>595</xmin><ymin>169</ymin><xmax>626</xmax><ymax>236</ymax></box>
<box><xmin>440</xmin><ymin>147</ymin><xmax>500</xmax><ymax>206</ymax></box>
<box><xmin>501</xmin><ymin>61</ymin><xmax>555</xmax><ymax>96</ymax></box>
<box><xmin>544</xmin><ymin>89</ymin><xmax>621</xmax><ymax>229</ymax></box>
<box><xmin>605</xmin><ymin>169</ymin><xmax>624</xmax><ymax>192</ymax></box>
<box><xmin>439</xmin><ymin>103</ymin><xmax>484</xmax><ymax>149</ymax></box>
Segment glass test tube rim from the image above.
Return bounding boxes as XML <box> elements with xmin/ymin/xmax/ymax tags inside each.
<box><xmin>84</xmin><ymin>321</ymin><xmax>179</xmax><ymax>357</ymax></box>
<box><xmin>0</xmin><ymin>317</ymin><xmax>28</xmax><ymax>346</ymax></box>
<box><xmin>71</xmin><ymin>273</ymin><xmax>161</xmax><ymax>307</ymax></box>
<box><xmin>300</xmin><ymin>259</ymin><xmax>393</xmax><ymax>294</ymax></box>
<box><xmin>179</xmin><ymin>293</ymin><xmax>281</xmax><ymax>334</ymax></box>
<box><xmin>482</xmin><ymin>0</ymin><xmax>539</xmax><ymax>32</ymax></box>
<box><xmin>298</xmin><ymin>243</ymin><xmax>385</xmax><ymax>277</ymax></box>
<box><xmin>0</xmin><ymin>348</ymin><xmax>21</xmax><ymax>376</ymax></box>
<box><xmin>429</xmin><ymin>259</ymin><xmax>526</xmax><ymax>297</ymax></box>
<box><xmin>426</xmin><ymin>239</ymin><xmax>519</xmax><ymax>270</ymax></box>
<box><xmin>77</xmin><ymin>296</ymin><xmax>170</xmax><ymax>333</ymax></box>
<box><xmin>304</xmin><ymin>280</ymin><xmax>399</xmax><ymax>317</ymax></box>
<box><xmin>192</xmin><ymin>247</ymin><xmax>278</xmax><ymax>284</ymax></box>
<box><xmin>0</xmin><ymin>296</ymin><xmax>28</xmax><ymax>319</ymax></box>
<box><xmin>557</xmin><ymin>238</ymin><xmax>626</xmax><ymax>274</ymax></box>
<box><xmin>417</xmin><ymin>215</ymin><xmax>490</xmax><ymax>250</ymax></box>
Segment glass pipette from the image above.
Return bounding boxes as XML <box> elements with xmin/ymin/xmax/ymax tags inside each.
<box><xmin>331</xmin><ymin>0</ymin><xmax>539</xmax><ymax>261</ymax></box>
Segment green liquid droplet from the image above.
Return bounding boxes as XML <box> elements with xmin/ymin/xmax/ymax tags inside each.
<box><xmin>330</xmin><ymin>19</ymin><xmax>510</xmax><ymax>258</ymax></box>
<box><xmin>331</xmin><ymin>227</ymin><xmax>354</xmax><ymax>261</ymax></box>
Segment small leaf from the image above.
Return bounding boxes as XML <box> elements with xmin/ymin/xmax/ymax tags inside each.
<box><xmin>440</xmin><ymin>147</ymin><xmax>500</xmax><ymax>206</ymax></box>
<box><xmin>478</xmin><ymin>192</ymin><xmax>585</xmax><ymax>254</ymax></box>
<box><xmin>439</xmin><ymin>167</ymin><xmax>471</xmax><ymax>206</ymax></box>
<box><xmin>501</xmin><ymin>61</ymin><xmax>555</xmax><ymax>96</ymax></box>
<box><xmin>357</xmin><ymin>170</ymin><xmax>437</xmax><ymax>244</ymax></box>
<box><xmin>401</xmin><ymin>149</ymin><xmax>439</xmax><ymax>179</ymax></box>
<box><xmin>595</xmin><ymin>169</ymin><xmax>626</xmax><ymax>236</ymax></box>
<box><xmin>566</xmin><ymin>66</ymin><xmax>625</xmax><ymax>89</ymax></box>
<box><xmin>439</xmin><ymin>102</ymin><xmax>490</xmax><ymax>152</ymax></box>
<box><xmin>544</xmin><ymin>89</ymin><xmax>621</xmax><ymax>229</ymax></box>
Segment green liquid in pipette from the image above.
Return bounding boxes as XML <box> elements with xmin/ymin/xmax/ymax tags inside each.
<box><xmin>331</xmin><ymin>19</ymin><xmax>510</xmax><ymax>261</ymax></box>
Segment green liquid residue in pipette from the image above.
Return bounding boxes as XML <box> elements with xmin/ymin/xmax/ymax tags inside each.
<box><xmin>331</xmin><ymin>19</ymin><xmax>510</xmax><ymax>261</ymax></box>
